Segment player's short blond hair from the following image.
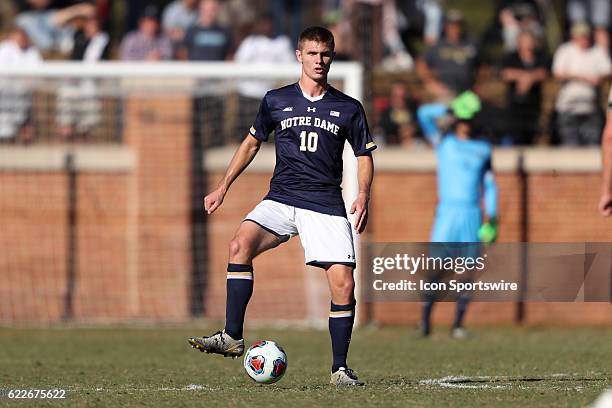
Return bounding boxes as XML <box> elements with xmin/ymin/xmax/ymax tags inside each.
<box><xmin>297</xmin><ymin>26</ymin><xmax>335</xmax><ymax>51</ymax></box>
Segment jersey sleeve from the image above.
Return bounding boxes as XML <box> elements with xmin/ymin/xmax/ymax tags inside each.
<box><xmin>417</xmin><ymin>103</ymin><xmax>448</xmax><ymax>146</ymax></box>
<box><xmin>348</xmin><ymin>102</ymin><xmax>377</xmax><ymax>156</ymax></box>
<box><xmin>482</xmin><ymin>156</ymin><xmax>498</xmax><ymax>219</ymax></box>
<box><xmin>249</xmin><ymin>93</ymin><xmax>275</xmax><ymax>142</ymax></box>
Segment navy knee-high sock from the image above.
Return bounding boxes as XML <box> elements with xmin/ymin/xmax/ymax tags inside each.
<box><xmin>329</xmin><ymin>302</ymin><xmax>355</xmax><ymax>372</ymax></box>
<box><xmin>453</xmin><ymin>297</ymin><xmax>469</xmax><ymax>329</ymax></box>
<box><xmin>224</xmin><ymin>263</ymin><xmax>253</xmax><ymax>340</ymax></box>
<box><xmin>422</xmin><ymin>299</ymin><xmax>434</xmax><ymax>336</ymax></box>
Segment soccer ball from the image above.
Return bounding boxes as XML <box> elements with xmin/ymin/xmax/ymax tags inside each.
<box><xmin>243</xmin><ymin>340</ymin><xmax>288</xmax><ymax>384</ymax></box>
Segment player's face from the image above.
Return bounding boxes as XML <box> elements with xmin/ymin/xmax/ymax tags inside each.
<box><xmin>296</xmin><ymin>41</ymin><xmax>334</xmax><ymax>82</ymax></box>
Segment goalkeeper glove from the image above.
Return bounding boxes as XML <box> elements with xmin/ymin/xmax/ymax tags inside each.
<box><xmin>478</xmin><ymin>219</ymin><xmax>498</xmax><ymax>243</ymax></box>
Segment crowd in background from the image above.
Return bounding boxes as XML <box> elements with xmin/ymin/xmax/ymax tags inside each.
<box><xmin>0</xmin><ymin>0</ymin><xmax>611</xmax><ymax>147</ymax></box>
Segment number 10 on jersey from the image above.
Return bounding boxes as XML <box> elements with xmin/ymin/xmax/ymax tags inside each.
<box><xmin>299</xmin><ymin>131</ymin><xmax>318</xmax><ymax>152</ymax></box>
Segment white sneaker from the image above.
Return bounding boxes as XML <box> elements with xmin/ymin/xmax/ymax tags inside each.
<box><xmin>330</xmin><ymin>367</ymin><xmax>365</xmax><ymax>386</ymax></box>
<box><xmin>451</xmin><ymin>327</ymin><xmax>469</xmax><ymax>339</ymax></box>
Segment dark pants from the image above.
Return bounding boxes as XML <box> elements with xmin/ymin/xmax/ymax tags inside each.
<box><xmin>507</xmin><ymin>109</ymin><xmax>540</xmax><ymax>145</ymax></box>
<box><xmin>556</xmin><ymin>111</ymin><xmax>603</xmax><ymax>146</ymax></box>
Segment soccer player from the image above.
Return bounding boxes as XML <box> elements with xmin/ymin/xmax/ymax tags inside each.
<box><xmin>417</xmin><ymin>91</ymin><xmax>498</xmax><ymax>338</ymax></box>
<box><xmin>188</xmin><ymin>26</ymin><xmax>376</xmax><ymax>386</ymax></box>
<box><xmin>599</xmin><ymin>86</ymin><xmax>612</xmax><ymax>216</ymax></box>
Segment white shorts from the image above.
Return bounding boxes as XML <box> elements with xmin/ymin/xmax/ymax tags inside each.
<box><xmin>244</xmin><ymin>200</ymin><xmax>356</xmax><ymax>268</ymax></box>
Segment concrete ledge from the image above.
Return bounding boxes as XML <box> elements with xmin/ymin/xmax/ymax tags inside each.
<box><xmin>203</xmin><ymin>145</ymin><xmax>276</xmax><ymax>172</ymax></box>
<box><xmin>203</xmin><ymin>145</ymin><xmax>602</xmax><ymax>174</ymax></box>
<box><xmin>522</xmin><ymin>147</ymin><xmax>601</xmax><ymax>173</ymax></box>
<box><xmin>0</xmin><ymin>144</ymin><xmax>601</xmax><ymax>174</ymax></box>
<box><xmin>0</xmin><ymin>145</ymin><xmax>134</xmax><ymax>172</ymax></box>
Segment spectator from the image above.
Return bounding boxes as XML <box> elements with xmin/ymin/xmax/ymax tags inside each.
<box><xmin>379</xmin><ymin>0</ymin><xmax>415</xmax><ymax>71</ymax></box>
<box><xmin>56</xmin><ymin>15</ymin><xmax>110</xmax><ymax>140</ymax></box>
<box><xmin>233</xmin><ymin>14</ymin><xmax>294</xmax><ymax>141</ymax></box>
<box><xmin>326</xmin><ymin>15</ymin><xmax>352</xmax><ymax>61</ymax></box>
<box><xmin>69</xmin><ymin>14</ymin><xmax>110</xmax><ymax>61</ymax></box>
<box><xmin>395</xmin><ymin>122</ymin><xmax>426</xmax><ymax>149</ymax></box>
<box><xmin>271</xmin><ymin>0</ymin><xmax>302</xmax><ymax>45</ymax></box>
<box><xmin>481</xmin><ymin>1</ymin><xmax>544</xmax><ymax>52</ymax></box>
<box><xmin>392</xmin><ymin>0</ymin><xmax>444</xmax><ymax>49</ymax></box>
<box><xmin>181</xmin><ymin>0</ymin><xmax>232</xmax><ymax>146</ymax></box>
<box><xmin>552</xmin><ymin>23</ymin><xmax>611</xmax><ymax>146</ymax></box>
<box><xmin>500</xmin><ymin>29</ymin><xmax>548</xmax><ymax>145</ymax></box>
<box><xmin>567</xmin><ymin>0</ymin><xmax>610</xmax><ymax>51</ymax></box>
<box><xmin>408</xmin><ymin>0</ymin><xmax>444</xmax><ymax>47</ymax></box>
<box><xmin>15</xmin><ymin>0</ymin><xmax>95</xmax><ymax>53</ymax></box>
<box><xmin>379</xmin><ymin>81</ymin><xmax>420</xmax><ymax>147</ymax></box>
<box><xmin>498</xmin><ymin>2</ymin><xmax>544</xmax><ymax>52</ymax></box>
<box><xmin>119</xmin><ymin>5</ymin><xmax>172</xmax><ymax>61</ymax></box>
<box><xmin>180</xmin><ymin>0</ymin><xmax>232</xmax><ymax>61</ymax></box>
<box><xmin>418</xmin><ymin>10</ymin><xmax>481</xmax><ymax>100</ymax></box>
<box><xmin>0</xmin><ymin>27</ymin><xmax>41</xmax><ymax>142</ymax></box>
<box><xmin>162</xmin><ymin>0</ymin><xmax>198</xmax><ymax>50</ymax></box>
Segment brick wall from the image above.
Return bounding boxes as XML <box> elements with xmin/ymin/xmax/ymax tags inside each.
<box><xmin>1</xmin><ymin>121</ymin><xmax>610</xmax><ymax>327</ymax></box>
<box><xmin>366</xmin><ymin>169</ymin><xmax>612</xmax><ymax>327</ymax></box>
<box><xmin>0</xmin><ymin>173</ymin><xmax>67</xmax><ymax>322</ymax></box>
<box><xmin>123</xmin><ymin>96</ymin><xmax>192</xmax><ymax>320</ymax></box>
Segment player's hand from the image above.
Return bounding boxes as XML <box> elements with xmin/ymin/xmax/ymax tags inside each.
<box><xmin>204</xmin><ymin>188</ymin><xmax>226</xmax><ymax>215</ymax></box>
<box><xmin>350</xmin><ymin>193</ymin><xmax>369</xmax><ymax>234</ymax></box>
<box><xmin>478</xmin><ymin>219</ymin><xmax>498</xmax><ymax>244</ymax></box>
<box><xmin>598</xmin><ymin>192</ymin><xmax>612</xmax><ymax>216</ymax></box>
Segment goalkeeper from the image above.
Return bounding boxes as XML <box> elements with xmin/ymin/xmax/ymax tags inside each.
<box><xmin>417</xmin><ymin>91</ymin><xmax>498</xmax><ymax>338</ymax></box>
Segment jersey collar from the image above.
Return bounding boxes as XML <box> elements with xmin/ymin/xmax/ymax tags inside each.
<box><xmin>295</xmin><ymin>83</ymin><xmax>328</xmax><ymax>102</ymax></box>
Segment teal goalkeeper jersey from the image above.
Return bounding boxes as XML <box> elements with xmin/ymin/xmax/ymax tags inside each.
<box><xmin>417</xmin><ymin>103</ymin><xmax>497</xmax><ymax>218</ymax></box>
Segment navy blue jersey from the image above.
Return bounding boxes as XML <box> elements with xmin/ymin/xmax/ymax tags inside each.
<box><xmin>249</xmin><ymin>83</ymin><xmax>376</xmax><ymax>217</ymax></box>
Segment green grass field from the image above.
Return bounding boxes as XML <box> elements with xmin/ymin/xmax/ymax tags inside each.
<box><xmin>0</xmin><ymin>325</ymin><xmax>610</xmax><ymax>407</ymax></box>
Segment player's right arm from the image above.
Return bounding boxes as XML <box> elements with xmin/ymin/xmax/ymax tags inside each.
<box><xmin>204</xmin><ymin>135</ymin><xmax>262</xmax><ymax>214</ymax></box>
<box><xmin>206</xmin><ymin>92</ymin><xmax>274</xmax><ymax>214</ymax></box>
<box><xmin>416</xmin><ymin>103</ymin><xmax>448</xmax><ymax>147</ymax></box>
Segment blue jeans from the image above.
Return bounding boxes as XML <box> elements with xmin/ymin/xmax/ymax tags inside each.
<box><xmin>568</xmin><ymin>0</ymin><xmax>610</xmax><ymax>28</ymax></box>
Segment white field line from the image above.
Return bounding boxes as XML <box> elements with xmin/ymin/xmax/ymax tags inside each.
<box><xmin>420</xmin><ymin>376</ymin><xmax>508</xmax><ymax>389</ymax></box>
<box><xmin>63</xmin><ymin>384</ymin><xmax>219</xmax><ymax>393</ymax></box>
<box><xmin>419</xmin><ymin>374</ymin><xmax>579</xmax><ymax>390</ymax></box>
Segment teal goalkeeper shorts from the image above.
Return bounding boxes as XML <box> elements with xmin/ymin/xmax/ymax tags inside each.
<box><xmin>431</xmin><ymin>202</ymin><xmax>482</xmax><ymax>243</ymax></box>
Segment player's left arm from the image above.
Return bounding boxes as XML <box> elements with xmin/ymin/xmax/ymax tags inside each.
<box><xmin>483</xmin><ymin>168</ymin><xmax>498</xmax><ymax>223</ymax></box>
<box><xmin>347</xmin><ymin>101</ymin><xmax>376</xmax><ymax>233</ymax></box>
<box><xmin>350</xmin><ymin>154</ymin><xmax>374</xmax><ymax>234</ymax></box>
<box><xmin>479</xmin><ymin>156</ymin><xmax>498</xmax><ymax>243</ymax></box>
